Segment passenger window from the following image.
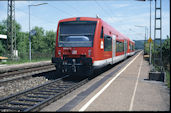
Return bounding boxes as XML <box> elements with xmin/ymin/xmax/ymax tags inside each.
<box><xmin>116</xmin><ymin>41</ymin><xmax>124</xmax><ymax>52</ymax></box>
<box><xmin>100</xmin><ymin>27</ymin><xmax>103</xmax><ymax>38</ymax></box>
<box><xmin>104</xmin><ymin>35</ymin><xmax>112</xmax><ymax>51</ymax></box>
<box><xmin>125</xmin><ymin>40</ymin><xmax>127</xmax><ymax>52</ymax></box>
<box><xmin>133</xmin><ymin>45</ymin><xmax>135</xmax><ymax>50</ymax></box>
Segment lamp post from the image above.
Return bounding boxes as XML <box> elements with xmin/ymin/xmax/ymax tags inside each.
<box><xmin>136</xmin><ymin>0</ymin><xmax>153</xmax><ymax>64</ymax></box>
<box><xmin>135</xmin><ymin>25</ymin><xmax>148</xmax><ymax>55</ymax></box>
<box><xmin>149</xmin><ymin>0</ymin><xmax>152</xmax><ymax>64</ymax></box>
<box><xmin>28</xmin><ymin>3</ymin><xmax>48</xmax><ymax>62</ymax></box>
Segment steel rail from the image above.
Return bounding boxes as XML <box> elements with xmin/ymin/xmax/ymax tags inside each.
<box><xmin>0</xmin><ymin>51</ymin><xmax>140</xmax><ymax>112</ymax></box>
<box><xmin>0</xmin><ymin>64</ymin><xmax>54</xmax><ymax>78</ymax></box>
<box><xmin>0</xmin><ymin>74</ymin><xmax>88</xmax><ymax>112</ymax></box>
<box><xmin>0</xmin><ymin>64</ymin><xmax>55</xmax><ymax>84</ymax></box>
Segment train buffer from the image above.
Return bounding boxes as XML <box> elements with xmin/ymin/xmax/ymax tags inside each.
<box><xmin>41</xmin><ymin>51</ymin><xmax>170</xmax><ymax>111</ymax></box>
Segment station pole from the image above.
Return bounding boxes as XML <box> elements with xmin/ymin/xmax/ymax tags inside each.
<box><xmin>149</xmin><ymin>0</ymin><xmax>152</xmax><ymax>64</ymax></box>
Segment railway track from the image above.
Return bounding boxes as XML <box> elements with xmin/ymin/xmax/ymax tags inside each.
<box><xmin>0</xmin><ymin>64</ymin><xmax>55</xmax><ymax>84</ymax></box>
<box><xmin>0</xmin><ymin>51</ymin><xmax>140</xmax><ymax>112</ymax></box>
<box><xmin>0</xmin><ymin>75</ymin><xmax>88</xmax><ymax>112</ymax></box>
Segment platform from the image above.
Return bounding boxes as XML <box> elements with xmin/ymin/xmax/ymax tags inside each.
<box><xmin>41</xmin><ymin>51</ymin><xmax>170</xmax><ymax>111</ymax></box>
<box><xmin>0</xmin><ymin>60</ymin><xmax>51</xmax><ymax>74</ymax></box>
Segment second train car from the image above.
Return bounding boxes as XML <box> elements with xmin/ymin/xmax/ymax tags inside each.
<box><xmin>52</xmin><ymin>17</ymin><xmax>135</xmax><ymax>76</ymax></box>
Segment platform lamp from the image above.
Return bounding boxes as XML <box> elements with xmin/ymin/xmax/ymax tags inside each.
<box><xmin>28</xmin><ymin>3</ymin><xmax>48</xmax><ymax>62</ymax></box>
<box><xmin>135</xmin><ymin>0</ymin><xmax>153</xmax><ymax>64</ymax></box>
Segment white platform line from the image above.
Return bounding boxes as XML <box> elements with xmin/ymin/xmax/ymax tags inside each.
<box><xmin>129</xmin><ymin>55</ymin><xmax>143</xmax><ymax>111</ymax></box>
<box><xmin>79</xmin><ymin>51</ymin><xmax>142</xmax><ymax>111</ymax></box>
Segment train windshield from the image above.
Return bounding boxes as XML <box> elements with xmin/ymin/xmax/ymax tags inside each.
<box><xmin>58</xmin><ymin>21</ymin><xmax>97</xmax><ymax>47</ymax></box>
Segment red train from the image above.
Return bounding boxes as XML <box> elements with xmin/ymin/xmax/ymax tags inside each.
<box><xmin>52</xmin><ymin>17</ymin><xmax>135</xmax><ymax>76</ymax></box>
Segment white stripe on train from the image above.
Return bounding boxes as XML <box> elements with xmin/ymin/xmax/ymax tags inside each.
<box><xmin>93</xmin><ymin>52</ymin><xmax>135</xmax><ymax>67</ymax></box>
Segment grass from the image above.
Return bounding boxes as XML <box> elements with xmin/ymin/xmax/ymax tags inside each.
<box><xmin>166</xmin><ymin>70</ymin><xmax>170</xmax><ymax>88</ymax></box>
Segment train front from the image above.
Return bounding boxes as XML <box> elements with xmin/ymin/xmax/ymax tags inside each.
<box><xmin>52</xmin><ymin>17</ymin><xmax>97</xmax><ymax>76</ymax></box>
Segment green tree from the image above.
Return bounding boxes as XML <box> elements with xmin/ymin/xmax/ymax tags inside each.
<box><xmin>161</xmin><ymin>35</ymin><xmax>170</xmax><ymax>70</ymax></box>
<box><xmin>31</xmin><ymin>26</ymin><xmax>45</xmax><ymax>52</ymax></box>
<box><xmin>0</xmin><ymin>19</ymin><xmax>23</xmax><ymax>57</ymax></box>
<box><xmin>145</xmin><ymin>41</ymin><xmax>154</xmax><ymax>55</ymax></box>
<box><xmin>44</xmin><ymin>30</ymin><xmax>56</xmax><ymax>54</ymax></box>
<box><xmin>30</xmin><ymin>26</ymin><xmax>56</xmax><ymax>59</ymax></box>
<box><xmin>0</xmin><ymin>20</ymin><xmax>7</xmax><ymax>34</ymax></box>
<box><xmin>1</xmin><ymin>19</ymin><xmax>56</xmax><ymax>61</ymax></box>
<box><xmin>17</xmin><ymin>32</ymin><xmax>29</xmax><ymax>59</ymax></box>
<box><xmin>0</xmin><ymin>41</ymin><xmax>6</xmax><ymax>56</ymax></box>
<box><xmin>0</xmin><ymin>20</ymin><xmax>7</xmax><ymax>56</ymax></box>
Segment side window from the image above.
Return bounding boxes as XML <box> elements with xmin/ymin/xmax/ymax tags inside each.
<box><xmin>129</xmin><ymin>43</ymin><xmax>132</xmax><ymax>51</ymax></box>
<box><xmin>100</xmin><ymin>27</ymin><xmax>103</xmax><ymax>38</ymax></box>
<box><xmin>125</xmin><ymin>40</ymin><xmax>127</xmax><ymax>52</ymax></box>
<box><xmin>116</xmin><ymin>41</ymin><xmax>124</xmax><ymax>52</ymax></box>
<box><xmin>104</xmin><ymin>35</ymin><xmax>112</xmax><ymax>51</ymax></box>
<box><xmin>133</xmin><ymin>45</ymin><xmax>135</xmax><ymax>50</ymax></box>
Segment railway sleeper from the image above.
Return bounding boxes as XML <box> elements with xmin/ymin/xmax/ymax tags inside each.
<box><xmin>32</xmin><ymin>92</ymin><xmax>55</xmax><ymax>96</ymax></box>
<box><xmin>38</xmin><ymin>90</ymin><xmax>61</xmax><ymax>94</ymax></box>
<box><xmin>44</xmin><ymin>88</ymin><xmax>65</xmax><ymax>91</ymax></box>
<box><xmin>8</xmin><ymin>101</ymin><xmax>35</xmax><ymax>106</ymax></box>
<box><xmin>0</xmin><ymin>106</ymin><xmax>27</xmax><ymax>111</ymax></box>
<box><xmin>18</xmin><ymin>98</ymin><xmax>43</xmax><ymax>103</ymax></box>
<box><xmin>26</xmin><ymin>95</ymin><xmax>49</xmax><ymax>99</ymax></box>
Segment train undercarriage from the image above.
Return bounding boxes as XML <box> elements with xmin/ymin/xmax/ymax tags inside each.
<box><xmin>52</xmin><ymin>56</ymin><xmax>94</xmax><ymax>77</ymax></box>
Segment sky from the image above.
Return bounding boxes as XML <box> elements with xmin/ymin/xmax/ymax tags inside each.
<box><xmin>0</xmin><ymin>0</ymin><xmax>170</xmax><ymax>41</ymax></box>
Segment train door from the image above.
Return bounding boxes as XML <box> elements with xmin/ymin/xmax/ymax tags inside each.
<box><xmin>112</xmin><ymin>35</ymin><xmax>116</xmax><ymax>64</ymax></box>
<box><xmin>124</xmin><ymin>40</ymin><xmax>127</xmax><ymax>58</ymax></box>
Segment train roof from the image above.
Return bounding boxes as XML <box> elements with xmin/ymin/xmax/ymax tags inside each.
<box><xmin>59</xmin><ymin>17</ymin><xmax>100</xmax><ymax>23</ymax></box>
<box><xmin>59</xmin><ymin>17</ymin><xmax>133</xmax><ymax>43</ymax></box>
<box><xmin>100</xmin><ymin>18</ymin><xmax>131</xmax><ymax>41</ymax></box>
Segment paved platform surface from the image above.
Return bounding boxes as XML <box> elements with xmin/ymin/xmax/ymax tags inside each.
<box><xmin>41</xmin><ymin>51</ymin><xmax>170</xmax><ymax>111</ymax></box>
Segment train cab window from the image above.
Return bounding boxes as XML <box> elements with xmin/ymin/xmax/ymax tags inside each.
<box><xmin>104</xmin><ymin>35</ymin><xmax>112</xmax><ymax>51</ymax></box>
<box><xmin>58</xmin><ymin>21</ymin><xmax>97</xmax><ymax>47</ymax></box>
<box><xmin>100</xmin><ymin>27</ymin><xmax>104</xmax><ymax>38</ymax></box>
<box><xmin>116</xmin><ymin>41</ymin><xmax>124</xmax><ymax>52</ymax></box>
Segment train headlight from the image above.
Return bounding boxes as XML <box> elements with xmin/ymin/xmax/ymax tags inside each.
<box><xmin>100</xmin><ymin>41</ymin><xmax>104</xmax><ymax>49</ymax></box>
<box><xmin>58</xmin><ymin>50</ymin><xmax>61</xmax><ymax>56</ymax></box>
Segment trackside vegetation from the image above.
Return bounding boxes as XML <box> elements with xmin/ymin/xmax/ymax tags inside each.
<box><xmin>145</xmin><ymin>36</ymin><xmax>170</xmax><ymax>88</ymax></box>
<box><xmin>0</xmin><ymin>19</ymin><xmax>56</xmax><ymax>64</ymax></box>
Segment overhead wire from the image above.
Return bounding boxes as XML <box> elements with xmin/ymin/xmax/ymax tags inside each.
<box><xmin>15</xmin><ymin>1</ymin><xmax>84</xmax><ymax>31</ymax></box>
<box><xmin>16</xmin><ymin>7</ymin><xmax>55</xmax><ymax>23</ymax></box>
<box><xmin>61</xmin><ymin>1</ymin><xmax>83</xmax><ymax>16</ymax></box>
<box><xmin>48</xmin><ymin>3</ymin><xmax>75</xmax><ymax>17</ymax></box>
<box><xmin>15</xmin><ymin>7</ymin><xmax>56</xmax><ymax>31</ymax></box>
<box><xmin>14</xmin><ymin>0</ymin><xmax>141</xmax><ymax>34</ymax></box>
<box><xmin>94</xmin><ymin>0</ymin><xmax>108</xmax><ymax>19</ymax></box>
<box><xmin>100</xmin><ymin>1</ymin><xmax>139</xmax><ymax>37</ymax></box>
<box><xmin>94</xmin><ymin>0</ymin><xmax>117</xmax><ymax>24</ymax></box>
